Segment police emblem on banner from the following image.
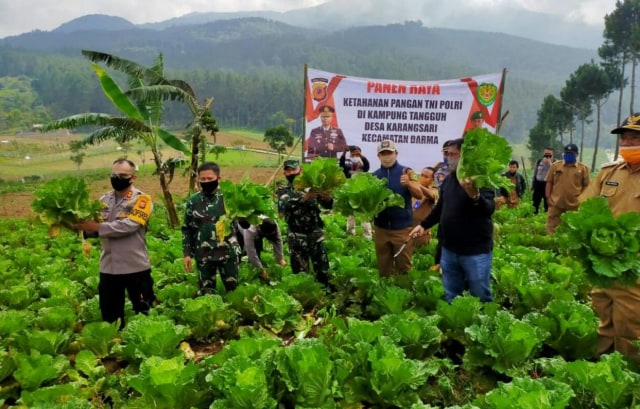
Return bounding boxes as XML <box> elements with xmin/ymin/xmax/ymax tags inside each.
<box><xmin>477</xmin><ymin>83</ymin><xmax>497</xmax><ymax>107</ymax></box>
<box><xmin>311</xmin><ymin>77</ymin><xmax>329</xmax><ymax>102</ymax></box>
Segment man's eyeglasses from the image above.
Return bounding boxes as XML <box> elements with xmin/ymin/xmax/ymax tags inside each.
<box><xmin>543</xmin><ymin>154</ymin><xmax>552</xmax><ymax>158</ymax></box>
<box><xmin>110</xmin><ymin>173</ymin><xmax>133</xmax><ymax>180</ymax></box>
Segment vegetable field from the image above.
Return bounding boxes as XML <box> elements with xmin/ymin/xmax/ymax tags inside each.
<box><xmin>0</xmin><ymin>199</ymin><xmax>639</xmax><ymax>408</ymax></box>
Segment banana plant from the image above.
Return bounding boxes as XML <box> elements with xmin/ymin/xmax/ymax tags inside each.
<box><xmin>42</xmin><ymin>50</ymin><xmax>197</xmax><ymax>228</ymax></box>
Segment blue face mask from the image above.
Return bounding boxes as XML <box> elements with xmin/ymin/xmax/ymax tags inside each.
<box><xmin>443</xmin><ymin>158</ymin><xmax>448</xmax><ymax>165</ymax></box>
<box><xmin>563</xmin><ymin>153</ymin><xmax>577</xmax><ymax>164</ymax></box>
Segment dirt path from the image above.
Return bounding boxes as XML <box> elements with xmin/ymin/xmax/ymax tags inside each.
<box><xmin>1</xmin><ymin>167</ymin><xmax>282</xmax><ymax>219</ymax></box>
<box><xmin>0</xmin><ymin>130</ymin><xmax>287</xmax><ymax>219</ymax></box>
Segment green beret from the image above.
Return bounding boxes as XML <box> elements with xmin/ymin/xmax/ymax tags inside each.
<box><xmin>471</xmin><ymin>111</ymin><xmax>484</xmax><ymax>120</ymax></box>
<box><xmin>283</xmin><ymin>159</ymin><xmax>300</xmax><ymax>169</ymax></box>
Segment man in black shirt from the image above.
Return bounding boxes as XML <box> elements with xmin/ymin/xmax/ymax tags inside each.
<box><xmin>409</xmin><ymin>138</ymin><xmax>495</xmax><ymax>302</ymax></box>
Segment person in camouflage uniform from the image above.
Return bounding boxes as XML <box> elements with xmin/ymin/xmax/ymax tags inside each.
<box><xmin>277</xmin><ymin>159</ymin><xmax>333</xmax><ymax>287</ymax></box>
<box><xmin>182</xmin><ymin>162</ymin><xmax>241</xmax><ymax>295</ymax></box>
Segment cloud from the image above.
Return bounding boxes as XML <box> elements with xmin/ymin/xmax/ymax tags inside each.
<box><xmin>0</xmin><ymin>0</ymin><xmax>325</xmax><ymax>38</ymax></box>
<box><xmin>0</xmin><ymin>0</ymin><xmax>616</xmax><ymax>39</ymax></box>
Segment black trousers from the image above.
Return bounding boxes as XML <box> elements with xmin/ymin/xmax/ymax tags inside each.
<box><xmin>532</xmin><ymin>180</ymin><xmax>548</xmax><ymax>214</ymax></box>
<box><xmin>98</xmin><ymin>270</ymin><xmax>155</xmax><ymax>329</ymax></box>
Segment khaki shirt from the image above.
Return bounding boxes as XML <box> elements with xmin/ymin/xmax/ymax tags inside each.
<box><xmin>97</xmin><ymin>187</ymin><xmax>152</xmax><ymax>275</ymax></box>
<box><xmin>412</xmin><ymin>186</ymin><xmax>438</xmax><ymax>225</ymax></box>
<box><xmin>580</xmin><ymin>161</ymin><xmax>640</xmax><ymax>217</ymax></box>
<box><xmin>546</xmin><ymin>160</ymin><xmax>590</xmax><ymax>210</ymax></box>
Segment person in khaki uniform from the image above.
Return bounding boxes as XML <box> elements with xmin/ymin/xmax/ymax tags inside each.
<box><xmin>411</xmin><ymin>167</ymin><xmax>439</xmax><ymax>248</ymax></box>
<box><xmin>545</xmin><ymin>143</ymin><xmax>590</xmax><ymax>233</ymax></box>
<box><xmin>579</xmin><ymin>113</ymin><xmax>640</xmax><ymax>363</ymax></box>
<box><xmin>74</xmin><ymin>159</ymin><xmax>155</xmax><ymax>329</ymax></box>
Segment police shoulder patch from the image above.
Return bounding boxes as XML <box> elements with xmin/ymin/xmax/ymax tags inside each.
<box><xmin>600</xmin><ymin>160</ymin><xmax>622</xmax><ymax>169</ymax></box>
<box><xmin>128</xmin><ymin>194</ymin><xmax>152</xmax><ymax>225</ymax></box>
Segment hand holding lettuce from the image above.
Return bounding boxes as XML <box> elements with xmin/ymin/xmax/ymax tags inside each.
<box><xmin>31</xmin><ymin>177</ymin><xmax>103</xmax><ymax>237</ymax></box>
<box><xmin>293</xmin><ymin>158</ymin><xmax>346</xmax><ymax>193</ymax></box>
<box><xmin>457</xmin><ymin>128</ymin><xmax>514</xmax><ymax>191</ymax></box>
<box><xmin>218</xmin><ymin>177</ymin><xmax>277</xmax><ymax>238</ymax></box>
<box><xmin>333</xmin><ymin>172</ymin><xmax>405</xmax><ymax>220</ymax></box>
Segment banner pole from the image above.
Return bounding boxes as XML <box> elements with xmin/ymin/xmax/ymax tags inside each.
<box><xmin>301</xmin><ymin>64</ymin><xmax>308</xmax><ymax>162</ymax></box>
<box><xmin>496</xmin><ymin>67</ymin><xmax>508</xmax><ymax>134</ymax></box>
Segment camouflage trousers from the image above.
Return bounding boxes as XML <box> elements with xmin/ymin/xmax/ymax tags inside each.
<box><xmin>287</xmin><ymin>231</ymin><xmax>330</xmax><ymax>285</ymax></box>
<box><xmin>196</xmin><ymin>242</ymin><xmax>240</xmax><ymax>294</ymax></box>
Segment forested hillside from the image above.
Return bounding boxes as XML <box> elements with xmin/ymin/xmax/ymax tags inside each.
<box><xmin>0</xmin><ymin>18</ymin><xmax>600</xmax><ymax>141</ymax></box>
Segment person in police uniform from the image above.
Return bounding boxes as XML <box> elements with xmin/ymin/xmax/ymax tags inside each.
<box><xmin>579</xmin><ymin>113</ymin><xmax>640</xmax><ymax>363</ymax></box>
<box><xmin>182</xmin><ymin>162</ymin><xmax>241</xmax><ymax>295</ymax></box>
<box><xmin>74</xmin><ymin>158</ymin><xmax>155</xmax><ymax>329</ymax></box>
<box><xmin>307</xmin><ymin>105</ymin><xmax>348</xmax><ymax>158</ymax></box>
<box><xmin>544</xmin><ymin>143</ymin><xmax>590</xmax><ymax>233</ymax></box>
<box><xmin>277</xmin><ymin>159</ymin><xmax>333</xmax><ymax>287</ymax></box>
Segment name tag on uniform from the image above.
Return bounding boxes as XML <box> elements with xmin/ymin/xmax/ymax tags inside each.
<box><xmin>605</xmin><ymin>181</ymin><xmax>619</xmax><ymax>186</ymax></box>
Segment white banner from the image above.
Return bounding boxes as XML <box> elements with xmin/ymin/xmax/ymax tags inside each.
<box><xmin>304</xmin><ymin>67</ymin><xmax>505</xmax><ymax>172</ymax></box>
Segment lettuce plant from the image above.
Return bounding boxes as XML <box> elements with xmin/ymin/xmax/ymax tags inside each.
<box><xmin>380</xmin><ymin>312</ymin><xmax>442</xmax><ymax>360</ymax></box>
<box><xmin>116</xmin><ymin>315</ymin><xmax>189</xmax><ymax>360</ymax></box>
<box><xmin>333</xmin><ymin>172</ymin><xmax>405</xmax><ymax>220</ymax></box>
<box><xmin>524</xmin><ymin>299</ymin><xmax>598</xmax><ymax>361</ymax></box>
<box><xmin>219</xmin><ymin>177</ymin><xmax>276</xmax><ymax>227</ymax></box>
<box><xmin>31</xmin><ymin>177</ymin><xmax>103</xmax><ymax>237</ymax></box>
<box><xmin>294</xmin><ymin>157</ymin><xmax>346</xmax><ymax>193</ymax></box>
<box><xmin>126</xmin><ymin>356</ymin><xmax>208</xmax><ymax>409</ymax></box>
<box><xmin>12</xmin><ymin>350</ymin><xmax>69</xmax><ymax>391</ymax></box>
<box><xmin>78</xmin><ymin>321</ymin><xmax>121</xmax><ymax>358</ymax></box>
<box><xmin>275</xmin><ymin>339</ymin><xmax>338</xmax><ymax>408</ymax></box>
<box><xmin>540</xmin><ymin>353</ymin><xmax>640</xmax><ymax>409</ymax></box>
<box><xmin>177</xmin><ymin>294</ymin><xmax>239</xmax><ymax>341</ymax></box>
<box><xmin>207</xmin><ymin>355</ymin><xmax>277</xmax><ymax>409</ymax></box>
<box><xmin>464</xmin><ymin>310</ymin><xmax>548</xmax><ymax>375</ymax></box>
<box><xmin>557</xmin><ymin>196</ymin><xmax>640</xmax><ymax>287</ymax></box>
<box><xmin>477</xmin><ymin>377</ymin><xmax>574</xmax><ymax>409</ymax></box>
<box><xmin>457</xmin><ymin>128</ymin><xmax>513</xmax><ymax>190</ymax></box>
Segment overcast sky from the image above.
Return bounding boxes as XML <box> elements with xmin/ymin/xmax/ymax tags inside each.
<box><xmin>0</xmin><ymin>0</ymin><xmax>617</xmax><ymax>39</ymax></box>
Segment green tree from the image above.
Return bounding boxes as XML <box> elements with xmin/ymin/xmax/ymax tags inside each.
<box><xmin>69</xmin><ymin>140</ymin><xmax>86</xmax><ymax>171</ymax></box>
<box><xmin>264</xmin><ymin>125</ymin><xmax>294</xmax><ymax>162</ymax></box>
<box><xmin>208</xmin><ymin>144</ymin><xmax>227</xmax><ymax>161</ymax></box>
<box><xmin>185</xmin><ymin>105</ymin><xmax>219</xmax><ymax>194</ymax></box>
<box><xmin>563</xmin><ymin>62</ymin><xmax>616</xmax><ymax>169</ymax></box>
<box><xmin>601</xmin><ymin>1</ymin><xmax>634</xmax><ymax>158</ymax></box>
<box><xmin>42</xmin><ymin>50</ymin><xmax>193</xmax><ymax>228</ymax></box>
<box><xmin>560</xmin><ymin>73</ymin><xmax>594</xmax><ymax>162</ymax></box>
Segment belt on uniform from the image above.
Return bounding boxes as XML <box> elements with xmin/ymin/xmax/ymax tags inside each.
<box><xmin>288</xmin><ymin>231</ymin><xmax>324</xmax><ymax>240</ymax></box>
<box><xmin>288</xmin><ymin>231</ymin><xmax>310</xmax><ymax>238</ymax></box>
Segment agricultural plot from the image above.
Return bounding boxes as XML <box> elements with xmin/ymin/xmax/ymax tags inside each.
<box><xmin>0</xmin><ymin>200</ymin><xmax>639</xmax><ymax>408</ymax></box>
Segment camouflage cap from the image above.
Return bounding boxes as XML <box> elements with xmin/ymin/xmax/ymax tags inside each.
<box><xmin>611</xmin><ymin>113</ymin><xmax>640</xmax><ymax>134</ymax></box>
<box><xmin>377</xmin><ymin>140</ymin><xmax>397</xmax><ymax>153</ymax></box>
<box><xmin>471</xmin><ymin>110</ymin><xmax>484</xmax><ymax>120</ymax></box>
<box><xmin>283</xmin><ymin>159</ymin><xmax>300</xmax><ymax>170</ymax></box>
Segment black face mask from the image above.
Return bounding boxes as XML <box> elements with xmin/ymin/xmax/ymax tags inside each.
<box><xmin>508</xmin><ymin>171</ymin><xmax>516</xmax><ymax>177</ymax></box>
<box><xmin>110</xmin><ymin>176</ymin><xmax>132</xmax><ymax>192</ymax></box>
<box><xmin>286</xmin><ymin>174</ymin><xmax>297</xmax><ymax>184</ymax></box>
<box><xmin>200</xmin><ymin>180</ymin><xmax>219</xmax><ymax>194</ymax></box>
